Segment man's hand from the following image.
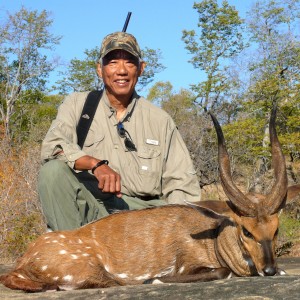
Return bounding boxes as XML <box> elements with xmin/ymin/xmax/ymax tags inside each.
<box><xmin>75</xmin><ymin>155</ymin><xmax>122</xmax><ymax>198</ymax></box>
<box><xmin>93</xmin><ymin>163</ymin><xmax>122</xmax><ymax>198</ymax></box>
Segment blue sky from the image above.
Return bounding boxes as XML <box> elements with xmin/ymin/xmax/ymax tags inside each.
<box><xmin>0</xmin><ymin>0</ymin><xmax>252</xmax><ymax>94</ymax></box>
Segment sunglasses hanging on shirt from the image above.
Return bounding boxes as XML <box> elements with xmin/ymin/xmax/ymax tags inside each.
<box><xmin>117</xmin><ymin>122</ymin><xmax>137</xmax><ymax>152</ymax></box>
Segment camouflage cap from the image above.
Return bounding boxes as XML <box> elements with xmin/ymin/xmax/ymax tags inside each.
<box><xmin>98</xmin><ymin>32</ymin><xmax>142</xmax><ymax>61</ymax></box>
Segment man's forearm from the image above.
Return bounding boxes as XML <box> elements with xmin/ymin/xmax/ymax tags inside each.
<box><xmin>74</xmin><ymin>155</ymin><xmax>100</xmax><ymax>171</ymax></box>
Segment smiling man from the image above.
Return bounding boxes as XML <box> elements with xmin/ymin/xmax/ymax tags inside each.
<box><xmin>38</xmin><ymin>32</ymin><xmax>201</xmax><ymax>231</ymax></box>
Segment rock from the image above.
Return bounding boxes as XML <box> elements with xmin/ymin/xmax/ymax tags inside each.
<box><xmin>0</xmin><ymin>258</ymin><xmax>299</xmax><ymax>300</ymax></box>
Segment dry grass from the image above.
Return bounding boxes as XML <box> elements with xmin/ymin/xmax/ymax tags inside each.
<box><xmin>0</xmin><ymin>139</ymin><xmax>46</xmax><ymax>263</ymax></box>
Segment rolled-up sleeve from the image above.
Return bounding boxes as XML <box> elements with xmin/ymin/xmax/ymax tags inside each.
<box><xmin>40</xmin><ymin>93</ymin><xmax>87</xmax><ymax>169</ymax></box>
<box><xmin>162</xmin><ymin>123</ymin><xmax>201</xmax><ymax>204</ymax></box>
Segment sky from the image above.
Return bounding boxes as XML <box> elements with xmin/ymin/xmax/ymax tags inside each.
<box><xmin>0</xmin><ymin>0</ymin><xmax>253</xmax><ymax>94</ymax></box>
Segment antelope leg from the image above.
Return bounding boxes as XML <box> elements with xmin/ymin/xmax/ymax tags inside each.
<box><xmin>144</xmin><ymin>267</ymin><xmax>231</xmax><ymax>284</ymax></box>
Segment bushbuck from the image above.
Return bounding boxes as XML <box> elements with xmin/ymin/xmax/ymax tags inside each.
<box><xmin>0</xmin><ymin>105</ymin><xmax>299</xmax><ymax>292</ymax></box>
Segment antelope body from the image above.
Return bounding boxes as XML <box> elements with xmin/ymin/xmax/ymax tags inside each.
<box><xmin>1</xmin><ymin>106</ymin><xmax>299</xmax><ymax>292</ymax></box>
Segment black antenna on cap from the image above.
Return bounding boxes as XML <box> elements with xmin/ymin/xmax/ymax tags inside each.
<box><xmin>122</xmin><ymin>12</ymin><xmax>132</xmax><ymax>32</ymax></box>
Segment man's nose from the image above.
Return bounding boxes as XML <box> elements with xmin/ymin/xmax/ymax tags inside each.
<box><xmin>116</xmin><ymin>61</ymin><xmax>128</xmax><ymax>74</ymax></box>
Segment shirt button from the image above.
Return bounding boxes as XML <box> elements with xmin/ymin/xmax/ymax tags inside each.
<box><xmin>114</xmin><ymin>145</ymin><xmax>118</xmax><ymax>149</ymax></box>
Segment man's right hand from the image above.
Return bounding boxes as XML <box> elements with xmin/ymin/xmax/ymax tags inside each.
<box><xmin>92</xmin><ymin>163</ymin><xmax>122</xmax><ymax>198</ymax></box>
<box><xmin>75</xmin><ymin>155</ymin><xmax>122</xmax><ymax>198</ymax></box>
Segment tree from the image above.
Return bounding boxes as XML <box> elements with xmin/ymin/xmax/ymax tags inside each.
<box><xmin>55</xmin><ymin>46</ymin><xmax>165</xmax><ymax>94</ymax></box>
<box><xmin>240</xmin><ymin>0</ymin><xmax>300</xmax><ymax>174</ymax></box>
<box><xmin>246</xmin><ymin>0</ymin><xmax>300</xmax><ymax>105</ymax></box>
<box><xmin>55</xmin><ymin>48</ymin><xmax>100</xmax><ymax>94</ymax></box>
<box><xmin>182</xmin><ymin>0</ymin><xmax>246</xmax><ymax>111</ymax></box>
<box><xmin>0</xmin><ymin>7</ymin><xmax>61</xmax><ymax>140</ymax></box>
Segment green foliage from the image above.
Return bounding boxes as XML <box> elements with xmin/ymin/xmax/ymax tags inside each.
<box><xmin>138</xmin><ymin>48</ymin><xmax>166</xmax><ymax>90</ymax></box>
<box><xmin>10</xmin><ymin>92</ymin><xmax>62</xmax><ymax>144</ymax></box>
<box><xmin>55</xmin><ymin>48</ymin><xmax>100</xmax><ymax>94</ymax></box>
<box><xmin>5</xmin><ymin>213</ymin><xmax>43</xmax><ymax>259</ymax></box>
<box><xmin>0</xmin><ymin>6</ymin><xmax>61</xmax><ymax>139</ymax></box>
<box><xmin>147</xmin><ymin>81</ymin><xmax>174</xmax><ymax>105</ymax></box>
<box><xmin>277</xmin><ymin>212</ymin><xmax>300</xmax><ymax>256</ymax></box>
<box><xmin>224</xmin><ymin>117</ymin><xmax>266</xmax><ymax>163</ymax></box>
<box><xmin>245</xmin><ymin>0</ymin><xmax>300</xmax><ymax>109</ymax></box>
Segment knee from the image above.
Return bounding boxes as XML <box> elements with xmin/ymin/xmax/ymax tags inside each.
<box><xmin>39</xmin><ymin>160</ymin><xmax>71</xmax><ymax>185</ymax></box>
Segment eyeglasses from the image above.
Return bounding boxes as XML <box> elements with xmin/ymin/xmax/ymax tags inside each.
<box><xmin>117</xmin><ymin>122</ymin><xmax>137</xmax><ymax>151</ymax></box>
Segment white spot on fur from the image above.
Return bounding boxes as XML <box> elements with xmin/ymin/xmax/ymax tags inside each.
<box><xmin>104</xmin><ymin>265</ymin><xmax>110</xmax><ymax>272</ymax></box>
<box><xmin>63</xmin><ymin>275</ymin><xmax>73</xmax><ymax>282</ymax></box>
<box><xmin>52</xmin><ymin>240</ymin><xmax>58</xmax><ymax>243</ymax></box>
<box><xmin>154</xmin><ymin>265</ymin><xmax>175</xmax><ymax>278</ymax></box>
<box><xmin>44</xmin><ymin>236</ymin><xmax>50</xmax><ymax>240</ymax></box>
<box><xmin>59</xmin><ymin>250</ymin><xmax>67</xmax><ymax>254</ymax></box>
<box><xmin>59</xmin><ymin>234</ymin><xmax>66</xmax><ymax>238</ymax></box>
<box><xmin>94</xmin><ymin>240</ymin><xmax>100</xmax><ymax>246</ymax></box>
<box><xmin>178</xmin><ymin>266</ymin><xmax>185</xmax><ymax>274</ymax></box>
<box><xmin>82</xmin><ymin>253</ymin><xmax>89</xmax><ymax>257</ymax></box>
<box><xmin>33</xmin><ymin>252</ymin><xmax>39</xmax><ymax>256</ymax></box>
<box><xmin>71</xmin><ymin>254</ymin><xmax>78</xmax><ymax>259</ymax></box>
<box><xmin>58</xmin><ymin>285</ymin><xmax>75</xmax><ymax>291</ymax></box>
<box><xmin>97</xmin><ymin>254</ymin><xmax>103</xmax><ymax>260</ymax></box>
<box><xmin>152</xmin><ymin>279</ymin><xmax>164</xmax><ymax>284</ymax></box>
<box><xmin>17</xmin><ymin>274</ymin><xmax>25</xmax><ymax>279</ymax></box>
<box><xmin>77</xmin><ymin>279</ymin><xmax>85</xmax><ymax>284</ymax></box>
<box><xmin>135</xmin><ymin>274</ymin><xmax>150</xmax><ymax>281</ymax></box>
<box><xmin>85</xmin><ymin>246</ymin><xmax>91</xmax><ymax>249</ymax></box>
<box><xmin>53</xmin><ymin>276</ymin><xmax>59</xmax><ymax>281</ymax></box>
<box><xmin>116</xmin><ymin>273</ymin><xmax>128</xmax><ymax>279</ymax></box>
<box><xmin>78</xmin><ymin>239</ymin><xmax>83</xmax><ymax>244</ymax></box>
<box><xmin>41</xmin><ymin>265</ymin><xmax>48</xmax><ymax>271</ymax></box>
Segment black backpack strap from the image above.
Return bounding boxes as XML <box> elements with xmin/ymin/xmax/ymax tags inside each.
<box><xmin>76</xmin><ymin>90</ymin><xmax>103</xmax><ymax>149</ymax></box>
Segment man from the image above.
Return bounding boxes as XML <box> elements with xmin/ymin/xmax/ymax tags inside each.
<box><xmin>38</xmin><ymin>32</ymin><xmax>201</xmax><ymax>231</ymax></box>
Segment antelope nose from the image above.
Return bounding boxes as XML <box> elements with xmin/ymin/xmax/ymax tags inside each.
<box><xmin>263</xmin><ymin>265</ymin><xmax>276</xmax><ymax>276</ymax></box>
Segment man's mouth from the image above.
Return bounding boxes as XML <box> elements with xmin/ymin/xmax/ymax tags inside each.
<box><xmin>115</xmin><ymin>79</ymin><xmax>129</xmax><ymax>85</ymax></box>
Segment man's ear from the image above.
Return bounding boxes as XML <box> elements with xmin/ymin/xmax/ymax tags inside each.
<box><xmin>96</xmin><ymin>63</ymin><xmax>102</xmax><ymax>78</ymax></box>
<box><xmin>138</xmin><ymin>61</ymin><xmax>146</xmax><ymax>76</ymax></box>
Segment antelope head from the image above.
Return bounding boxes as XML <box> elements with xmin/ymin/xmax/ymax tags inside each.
<box><xmin>210</xmin><ymin>104</ymin><xmax>287</xmax><ymax>277</ymax></box>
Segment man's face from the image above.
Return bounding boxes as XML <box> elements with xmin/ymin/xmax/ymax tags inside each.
<box><xmin>97</xmin><ymin>50</ymin><xmax>145</xmax><ymax>100</ymax></box>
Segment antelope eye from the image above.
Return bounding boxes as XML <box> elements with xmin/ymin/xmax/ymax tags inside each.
<box><xmin>242</xmin><ymin>226</ymin><xmax>254</xmax><ymax>239</ymax></box>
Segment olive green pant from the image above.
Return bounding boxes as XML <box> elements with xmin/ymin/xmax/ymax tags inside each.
<box><xmin>38</xmin><ymin>160</ymin><xmax>167</xmax><ymax>231</ymax></box>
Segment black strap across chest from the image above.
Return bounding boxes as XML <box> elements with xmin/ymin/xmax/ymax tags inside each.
<box><xmin>76</xmin><ymin>90</ymin><xmax>103</xmax><ymax>149</ymax></box>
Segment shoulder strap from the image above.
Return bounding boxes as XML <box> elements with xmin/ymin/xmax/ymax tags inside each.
<box><xmin>76</xmin><ymin>90</ymin><xmax>103</xmax><ymax>149</ymax></box>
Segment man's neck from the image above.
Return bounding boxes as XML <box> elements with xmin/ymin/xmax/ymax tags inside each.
<box><xmin>106</xmin><ymin>91</ymin><xmax>133</xmax><ymax>121</ymax></box>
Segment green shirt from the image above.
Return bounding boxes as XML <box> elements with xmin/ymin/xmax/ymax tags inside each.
<box><xmin>41</xmin><ymin>90</ymin><xmax>201</xmax><ymax>204</ymax></box>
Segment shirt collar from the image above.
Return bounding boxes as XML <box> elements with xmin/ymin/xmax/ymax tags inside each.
<box><xmin>102</xmin><ymin>89</ymin><xmax>139</xmax><ymax>122</ymax></box>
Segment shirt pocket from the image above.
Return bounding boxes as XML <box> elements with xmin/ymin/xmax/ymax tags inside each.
<box><xmin>128</xmin><ymin>146</ymin><xmax>162</xmax><ymax>195</ymax></box>
<box><xmin>83</xmin><ymin>132</ymin><xmax>105</xmax><ymax>156</ymax></box>
<box><xmin>137</xmin><ymin>146</ymin><xmax>161</xmax><ymax>174</ymax></box>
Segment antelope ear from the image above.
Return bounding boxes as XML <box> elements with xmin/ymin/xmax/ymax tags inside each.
<box><xmin>185</xmin><ymin>200</ymin><xmax>230</xmax><ymax>220</ymax></box>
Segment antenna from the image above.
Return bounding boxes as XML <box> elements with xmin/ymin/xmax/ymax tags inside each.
<box><xmin>122</xmin><ymin>12</ymin><xmax>132</xmax><ymax>32</ymax></box>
